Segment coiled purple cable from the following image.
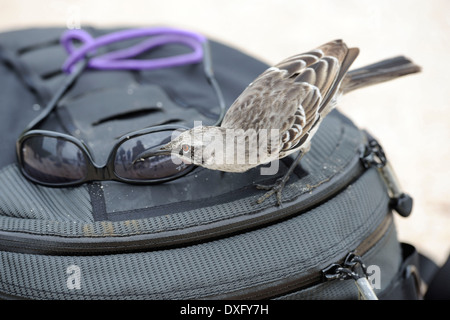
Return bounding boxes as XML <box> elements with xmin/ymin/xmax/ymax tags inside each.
<box><xmin>60</xmin><ymin>27</ymin><xmax>207</xmax><ymax>73</ymax></box>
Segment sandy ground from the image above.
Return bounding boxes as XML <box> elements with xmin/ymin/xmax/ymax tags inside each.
<box><xmin>1</xmin><ymin>0</ymin><xmax>449</xmax><ymax>266</ymax></box>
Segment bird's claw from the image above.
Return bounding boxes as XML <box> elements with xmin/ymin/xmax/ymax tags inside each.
<box><xmin>254</xmin><ymin>184</ymin><xmax>273</xmax><ymax>191</ymax></box>
<box><xmin>255</xmin><ymin>177</ymin><xmax>289</xmax><ymax>206</ymax></box>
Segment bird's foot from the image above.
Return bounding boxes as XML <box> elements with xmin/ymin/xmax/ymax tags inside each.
<box><xmin>255</xmin><ymin>176</ymin><xmax>290</xmax><ymax>206</ymax></box>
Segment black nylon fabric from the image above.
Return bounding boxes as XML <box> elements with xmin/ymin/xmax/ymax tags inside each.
<box><xmin>0</xmin><ymin>26</ymin><xmax>363</xmax><ymax>228</ymax></box>
<box><xmin>0</xmin><ymin>26</ymin><xmax>269</xmax><ymax>224</ymax></box>
<box><xmin>0</xmin><ymin>168</ymin><xmax>395</xmax><ymax>299</ymax></box>
<box><xmin>0</xmin><ymin>26</ymin><xmax>372</xmax><ymax>244</ymax></box>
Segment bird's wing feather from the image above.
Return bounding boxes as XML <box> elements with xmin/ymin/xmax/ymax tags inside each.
<box><xmin>221</xmin><ymin>40</ymin><xmax>359</xmax><ymax>156</ymax></box>
<box><xmin>276</xmin><ymin>40</ymin><xmax>359</xmax><ymax>153</ymax></box>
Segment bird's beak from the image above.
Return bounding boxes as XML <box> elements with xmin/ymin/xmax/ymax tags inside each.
<box><xmin>132</xmin><ymin>146</ymin><xmax>172</xmax><ymax>164</ymax></box>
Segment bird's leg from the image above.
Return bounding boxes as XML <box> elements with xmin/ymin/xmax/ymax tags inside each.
<box><xmin>255</xmin><ymin>151</ymin><xmax>305</xmax><ymax>206</ymax></box>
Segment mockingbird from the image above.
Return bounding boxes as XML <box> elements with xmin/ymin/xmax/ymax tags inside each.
<box><xmin>135</xmin><ymin>39</ymin><xmax>420</xmax><ymax>205</ymax></box>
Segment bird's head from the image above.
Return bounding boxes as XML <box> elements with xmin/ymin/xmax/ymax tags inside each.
<box><xmin>134</xmin><ymin>126</ymin><xmax>227</xmax><ymax>169</ymax></box>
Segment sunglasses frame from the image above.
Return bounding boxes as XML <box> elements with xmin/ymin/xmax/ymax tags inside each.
<box><xmin>16</xmin><ymin>37</ymin><xmax>225</xmax><ymax>187</ymax></box>
<box><xmin>17</xmin><ymin>125</ymin><xmax>195</xmax><ymax>187</ymax></box>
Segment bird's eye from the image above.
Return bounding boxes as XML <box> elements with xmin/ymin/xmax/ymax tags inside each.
<box><xmin>182</xmin><ymin>144</ymin><xmax>190</xmax><ymax>153</ymax></box>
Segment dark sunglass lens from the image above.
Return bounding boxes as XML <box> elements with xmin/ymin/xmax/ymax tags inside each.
<box><xmin>21</xmin><ymin>136</ymin><xmax>88</xmax><ymax>184</ymax></box>
<box><xmin>114</xmin><ymin>130</ymin><xmax>191</xmax><ymax>180</ymax></box>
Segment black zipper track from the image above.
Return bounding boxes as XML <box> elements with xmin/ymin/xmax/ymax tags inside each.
<box><xmin>204</xmin><ymin>211</ymin><xmax>394</xmax><ymax>300</ymax></box>
<box><xmin>0</xmin><ymin>155</ymin><xmax>366</xmax><ymax>256</ymax></box>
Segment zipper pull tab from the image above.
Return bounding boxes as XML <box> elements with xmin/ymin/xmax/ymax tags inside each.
<box><xmin>322</xmin><ymin>252</ymin><xmax>379</xmax><ymax>300</ymax></box>
<box><xmin>360</xmin><ymin>133</ymin><xmax>413</xmax><ymax>217</ymax></box>
<box><xmin>355</xmin><ymin>276</ymin><xmax>379</xmax><ymax>300</ymax></box>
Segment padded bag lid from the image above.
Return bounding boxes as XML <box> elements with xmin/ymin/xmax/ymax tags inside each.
<box><xmin>0</xmin><ymin>27</ymin><xmax>368</xmax><ymax>250</ymax></box>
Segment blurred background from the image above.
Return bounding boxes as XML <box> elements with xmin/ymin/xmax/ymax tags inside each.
<box><xmin>1</xmin><ymin>0</ymin><xmax>449</xmax><ymax>266</ymax></box>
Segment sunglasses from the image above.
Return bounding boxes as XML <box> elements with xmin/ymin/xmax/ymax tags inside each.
<box><xmin>16</xmin><ymin>28</ymin><xmax>225</xmax><ymax>187</ymax></box>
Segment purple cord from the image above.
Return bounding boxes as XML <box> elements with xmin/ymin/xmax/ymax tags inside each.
<box><xmin>60</xmin><ymin>27</ymin><xmax>207</xmax><ymax>73</ymax></box>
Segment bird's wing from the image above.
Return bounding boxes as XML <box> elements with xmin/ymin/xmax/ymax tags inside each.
<box><xmin>221</xmin><ymin>40</ymin><xmax>359</xmax><ymax>155</ymax></box>
<box><xmin>277</xmin><ymin>40</ymin><xmax>359</xmax><ymax>152</ymax></box>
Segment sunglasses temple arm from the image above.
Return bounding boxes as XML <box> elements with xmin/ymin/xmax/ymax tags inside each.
<box><xmin>20</xmin><ymin>58</ymin><xmax>89</xmax><ymax>135</ymax></box>
<box><xmin>201</xmin><ymin>41</ymin><xmax>227</xmax><ymax>126</ymax></box>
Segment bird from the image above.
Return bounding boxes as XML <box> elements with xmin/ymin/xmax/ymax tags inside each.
<box><xmin>135</xmin><ymin>39</ymin><xmax>421</xmax><ymax>205</ymax></box>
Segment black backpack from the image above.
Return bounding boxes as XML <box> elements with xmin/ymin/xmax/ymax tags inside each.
<box><xmin>0</xmin><ymin>26</ymin><xmax>439</xmax><ymax>301</ymax></box>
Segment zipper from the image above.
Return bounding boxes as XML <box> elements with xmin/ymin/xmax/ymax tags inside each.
<box><xmin>360</xmin><ymin>131</ymin><xmax>413</xmax><ymax>217</ymax></box>
<box><xmin>322</xmin><ymin>252</ymin><xmax>379</xmax><ymax>300</ymax></box>
<box><xmin>0</xmin><ymin>133</ymin><xmax>411</xmax><ymax>258</ymax></box>
<box><xmin>208</xmin><ymin>133</ymin><xmax>410</xmax><ymax>300</ymax></box>
<box><xmin>0</xmin><ymin>148</ymin><xmax>367</xmax><ymax>256</ymax></box>
<box><xmin>205</xmin><ymin>212</ymin><xmax>393</xmax><ymax>300</ymax></box>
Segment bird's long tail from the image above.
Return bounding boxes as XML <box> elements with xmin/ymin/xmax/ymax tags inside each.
<box><xmin>341</xmin><ymin>56</ymin><xmax>421</xmax><ymax>94</ymax></box>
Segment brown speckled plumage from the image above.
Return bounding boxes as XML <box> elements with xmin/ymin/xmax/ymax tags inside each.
<box><xmin>221</xmin><ymin>39</ymin><xmax>359</xmax><ymax>160</ymax></box>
